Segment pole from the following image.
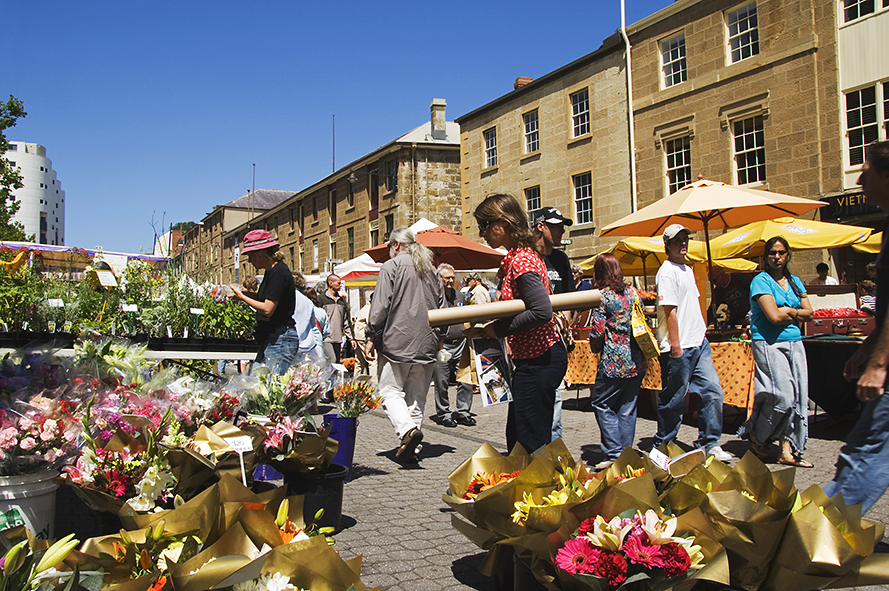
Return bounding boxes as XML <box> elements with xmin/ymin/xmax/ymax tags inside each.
<box><xmin>620</xmin><ymin>0</ymin><xmax>638</xmax><ymax>213</ymax></box>
<box><xmin>332</xmin><ymin>114</ymin><xmax>336</xmax><ymax>172</ymax></box>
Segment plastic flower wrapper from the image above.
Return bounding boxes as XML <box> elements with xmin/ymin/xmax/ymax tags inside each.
<box><xmin>331</xmin><ymin>379</ymin><xmax>380</xmax><ymax>418</ymax></box>
<box><xmin>214</xmin><ymin>473</ymin><xmax>287</xmax><ymax>534</ymax></box>
<box><xmin>761</xmin><ymin>484</ymin><xmax>889</xmax><ymax>591</ymax></box>
<box><xmin>0</xmin><ymin>393</ymin><xmax>84</xmax><ymax>477</ymax></box>
<box><xmin>0</xmin><ymin>346</ymin><xmax>69</xmax><ymax>398</ymax></box>
<box><xmin>168</xmin><ymin>522</ymin><xmax>260</xmax><ymax>591</ymax></box>
<box><xmin>189</xmin><ymin>421</ymin><xmax>266</xmax><ymax>482</ymax></box>
<box><xmin>661</xmin><ymin>451</ymin><xmax>796</xmax><ymax>591</ymax></box>
<box><xmin>239</xmin><ymin>361</ymin><xmax>332</xmax><ymax>421</ymax></box>
<box><xmin>70</xmin><ymin>339</ymin><xmax>155</xmax><ymax>386</ymax></box>
<box><xmin>62</xmin><ymin>399</ymin><xmax>178</xmax><ymax>515</ymax></box>
<box><xmin>215</xmin><ymin>535</ymin><xmax>380</xmax><ymax>591</ymax></box>
<box><xmin>235</xmin><ymin>498</ymin><xmax>335</xmax><ymax>552</ymax></box>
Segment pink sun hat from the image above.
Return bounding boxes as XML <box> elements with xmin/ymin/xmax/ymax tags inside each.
<box><xmin>241</xmin><ymin>229</ymin><xmax>279</xmax><ymax>253</ymax></box>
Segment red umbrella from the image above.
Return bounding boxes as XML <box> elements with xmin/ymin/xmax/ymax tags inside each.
<box><xmin>364</xmin><ymin>227</ymin><xmax>504</xmax><ymax>270</ymax></box>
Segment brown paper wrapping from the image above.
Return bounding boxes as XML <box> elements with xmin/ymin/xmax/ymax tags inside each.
<box><xmin>265</xmin><ymin>425</ymin><xmax>339</xmax><ymax>473</ymax></box>
<box><xmin>428</xmin><ymin>291</ymin><xmax>602</xmax><ymax>327</ymax></box>
<box><xmin>118</xmin><ymin>483</ymin><xmax>221</xmax><ymax>543</ymax></box>
<box><xmin>191</xmin><ymin>421</ymin><xmax>265</xmax><ymax>482</ymax></box>
<box><xmin>169</xmin><ymin>522</ymin><xmax>258</xmax><ymax>591</ymax></box>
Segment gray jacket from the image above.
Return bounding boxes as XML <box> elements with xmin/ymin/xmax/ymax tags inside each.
<box><xmin>367</xmin><ymin>251</ymin><xmax>444</xmax><ymax>364</ymax></box>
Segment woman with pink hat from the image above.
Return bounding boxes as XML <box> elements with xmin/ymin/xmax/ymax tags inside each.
<box><xmin>231</xmin><ymin>229</ymin><xmax>299</xmax><ymax>373</ymax></box>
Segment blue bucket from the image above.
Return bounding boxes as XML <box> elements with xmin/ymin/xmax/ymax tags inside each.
<box><xmin>323</xmin><ymin>413</ymin><xmax>358</xmax><ymax>482</ymax></box>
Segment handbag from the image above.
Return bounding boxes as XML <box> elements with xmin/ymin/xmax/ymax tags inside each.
<box><xmin>630</xmin><ymin>290</ymin><xmax>660</xmax><ymax>359</ymax></box>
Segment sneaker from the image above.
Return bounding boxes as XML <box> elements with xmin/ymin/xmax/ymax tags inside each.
<box><xmin>593</xmin><ymin>460</ymin><xmax>613</xmax><ymax>471</ymax></box>
<box><xmin>705</xmin><ymin>445</ymin><xmax>732</xmax><ymax>462</ymax></box>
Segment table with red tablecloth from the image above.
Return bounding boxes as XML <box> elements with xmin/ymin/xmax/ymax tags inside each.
<box><xmin>564</xmin><ymin>340</ymin><xmax>755</xmax><ymax>413</ymax></box>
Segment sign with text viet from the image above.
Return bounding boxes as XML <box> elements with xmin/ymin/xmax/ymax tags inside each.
<box><xmin>821</xmin><ymin>191</ymin><xmax>882</xmax><ymax>220</ymax></box>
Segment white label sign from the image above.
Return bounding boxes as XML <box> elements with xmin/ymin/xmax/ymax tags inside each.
<box><xmin>47</xmin><ymin>299</ymin><xmax>65</xmax><ymax>308</ymax></box>
<box><xmin>190</xmin><ymin>308</ymin><xmax>205</xmax><ymax>315</ymax></box>
<box><xmin>122</xmin><ymin>304</ymin><xmax>138</xmax><ymax>312</ymax></box>
<box><xmin>225</xmin><ymin>436</ymin><xmax>254</xmax><ymax>454</ymax></box>
<box><xmin>95</xmin><ymin>270</ymin><xmax>118</xmax><ymax>287</ymax></box>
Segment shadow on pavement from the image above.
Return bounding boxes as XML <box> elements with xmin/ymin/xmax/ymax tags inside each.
<box><xmin>451</xmin><ymin>552</ymin><xmax>497</xmax><ymax>591</ymax></box>
<box><xmin>348</xmin><ymin>464</ymin><xmax>388</xmax><ymax>480</ymax></box>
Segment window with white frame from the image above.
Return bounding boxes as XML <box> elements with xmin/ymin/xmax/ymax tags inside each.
<box><xmin>571</xmin><ymin>89</ymin><xmax>590</xmax><ymax>137</ymax></box>
<box><xmin>665</xmin><ymin>136</ymin><xmax>692</xmax><ymax>194</ymax></box>
<box><xmin>727</xmin><ymin>2</ymin><xmax>759</xmax><ymax>64</ymax></box>
<box><xmin>845</xmin><ymin>84</ymin><xmax>883</xmax><ymax>166</ymax></box>
<box><xmin>661</xmin><ymin>34</ymin><xmax>687</xmax><ymax>88</ymax></box>
<box><xmin>843</xmin><ymin>0</ymin><xmax>877</xmax><ymax>22</ymax></box>
<box><xmin>312</xmin><ymin>240</ymin><xmax>319</xmax><ymax>269</ymax></box>
<box><xmin>573</xmin><ymin>172</ymin><xmax>593</xmax><ymax>225</ymax></box>
<box><xmin>524</xmin><ymin>186</ymin><xmax>541</xmax><ymax>218</ymax></box>
<box><xmin>524</xmin><ymin>110</ymin><xmax>539</xmax><ymax>153</ymax></box>
<box><xmin>484</xmin><ymin>127</ymin><xmax>497</xmax><ymax>167</ymax></box>
<box><xmin>733</xmin><ymin>116</ymin><xmax>766</xmax><ymax>184</ymax></box>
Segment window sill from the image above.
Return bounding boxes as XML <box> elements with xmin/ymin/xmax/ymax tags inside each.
<box><xmin>520</xmin><ymin>153</ymin><xmax>541</xmax><ymax>164</ymax></box>
<box><xmin>481</xmin><ymin>166</ymin><xmax>499</xmax><ymax>178</ymax></box>
<box><xmin>572</xmin><ymin>221</ymin><xmax>596</xmax><ymax>232</ymax></box>
<box><xmin>345</xmin><ymin>206</ymin><xmax>356</xmax><ymax>214</ymax></box>
<box><xmin>567</xmin><ymin>135</ymin><xmax>592</xmax><ymax>149</ymax></box>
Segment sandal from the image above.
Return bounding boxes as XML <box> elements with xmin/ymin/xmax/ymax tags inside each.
<box><xmin>778</xmin><ymin>457</ymin><xmax>814</xmax><ymax>468</ymax></box>
<box><xmin>395</xmin><ymin>428</ymin><xmax>423</xmax><ymax>463</ymax></box>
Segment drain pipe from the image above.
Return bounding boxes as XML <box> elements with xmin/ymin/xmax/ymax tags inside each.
<box><xmin>620</xmin><ymin>0</ymin><xmax>638</xmax><ymax>213</ymax></box>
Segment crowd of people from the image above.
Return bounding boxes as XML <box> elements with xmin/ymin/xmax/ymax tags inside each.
<box><xmin>226</xmin><ymin>140</ymin><xmax>889</xmax><ymax>517</ymax></box>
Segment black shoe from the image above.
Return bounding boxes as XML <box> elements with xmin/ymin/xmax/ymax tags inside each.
<box><xmin>440</xmin><ymin>416</ymin><xmax>457</xmax><ymax>428</ymax></box>
<box><xmin>395</xmin><ymin>428</ymin><xmax>423</xmax><ymax>462</ymax></box>
<box><xmin>455</xmin><ymin>414</ymin><xmax>477</xmax><ymax>426</ymax></box>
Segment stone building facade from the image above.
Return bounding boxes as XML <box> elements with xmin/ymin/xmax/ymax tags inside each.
<box><xmin>455</xmin><ymin>35</ymin><xmax>631</xmax><ymax>262</ymax></box>
<box><xmin>223</xmin><ymin>99</ymin><xmax>461</xmax><ymax>283</ymax></box>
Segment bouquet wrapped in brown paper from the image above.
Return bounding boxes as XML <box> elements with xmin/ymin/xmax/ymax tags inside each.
<box><xmin>190</xmin><ymin>421</ymin><xmax>266</xmax><ymax>482</ymax></box>
<box><xmin>661</xmin><ymin>451</ymin><xmax>796</xmax><ymax>590</ymax></box>
<box><xmin>762</xmin><ymin>484</ymin><xmax>889</xmax><ymax>591</ymax></box>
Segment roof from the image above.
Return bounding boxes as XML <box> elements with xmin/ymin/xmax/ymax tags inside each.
<box><xmin>224</xmin><ymin>189</ymin><xmax>296</xmax><ymax>209</ymax></box>
<box><xmin>395</xmin><ymin>121</ymin><xmax>461</xmax><ymax>145</ymax></box>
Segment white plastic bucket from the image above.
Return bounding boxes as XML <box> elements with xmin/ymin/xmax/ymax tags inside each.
<box><xmin>0</xmin><ymin>472</ymin><xmax>59</xmax><ymax>539</ymax></box>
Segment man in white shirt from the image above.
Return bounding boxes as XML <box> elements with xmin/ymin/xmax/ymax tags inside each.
<box><xmin>653</xmin><ymin>224</ymin><xmax>731</xmax><ymax>462</ymax></box>
<box><xmin>467</xmin><ymin>273</ymin><xmax>491</xmax><ymax>305</ymax></box>
<box><xmin>810</xmin><ymin>262</ymin><xmax>839</xmax><ymax>286</ymax></box>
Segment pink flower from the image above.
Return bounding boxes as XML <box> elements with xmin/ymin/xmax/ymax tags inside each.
<box><xmin>20</xmin><ymin>437</ymin><xmax>36</xmax><ymax>450</ymax></box>
<box><xmin>554</xmin><ymin>537</ymin><xmax>600</xmax><ymax>575</ymax></box>
<box><xmin>578</xmin><ymin>518</ymin><xmax>597</xmax><ymax>535</ymax></box>
<box><xmin>622</xmin><ymin>533</ymin><xmax>664</xmax><ymax>569</ymax></box>
<box><xmin>40</xmin><ymin>419</ymin><xmax>59</xmax><ymax>441</ymax></box>
<box><xmin>0</xmin><ymin>427</ymin><xmax>18</xmax><ymax>449</ymax></box>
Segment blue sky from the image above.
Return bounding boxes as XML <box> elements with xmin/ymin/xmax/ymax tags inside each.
<box><xmin>6</xmin><ymin>1</ymin><xmax>671</xmax><ymax>254</ymax></box>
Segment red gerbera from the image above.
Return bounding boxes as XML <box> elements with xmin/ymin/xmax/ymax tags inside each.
<box><xmin>659</xmin><ymin>542</ymin><xmax>691</xmax><ymax>577</ymax></box>
<box><xmin>591</xmin><ymin>550</ymin><xmax>628</xmax><ymax>586</ymax></box>
<box><xmin>554</xmin><ymin>537</ymin><xmax>601</xmax><ymax>575</ymax></box>
<box><xmin>622</xmin><ymin>532</ymin><xmax>664</xmax><ymax>569</ymax></box>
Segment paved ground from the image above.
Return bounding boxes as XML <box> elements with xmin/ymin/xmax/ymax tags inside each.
<box><xmin>318</xmin><ymin>386</ymin><xmax>889</xmax><ymax>591</ymax></box>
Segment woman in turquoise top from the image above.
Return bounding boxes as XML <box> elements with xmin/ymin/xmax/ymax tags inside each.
<box><xmin>739</xmin><ymin>236</ymin><xmax>814</xmax><ymax>467</ymax></box>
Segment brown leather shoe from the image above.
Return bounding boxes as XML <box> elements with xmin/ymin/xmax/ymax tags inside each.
<box><xmin>395</xmin><ymin>428</ymin><xmax>423</xmax><ymax>463</ymax></box>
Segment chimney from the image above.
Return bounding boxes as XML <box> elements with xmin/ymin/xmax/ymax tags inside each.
<box><xmin>430</xmin><ymin>98</ymin><xmax>447</xmax><ymax>140</ymax></box>
<box><xmin>514</xmin><ymin>77</ymin><xmax>534</xmax><ymax>90</ymax></box>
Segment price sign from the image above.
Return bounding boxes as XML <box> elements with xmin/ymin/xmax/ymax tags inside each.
<box><xmin>225</xmin><ymin>436</ymin><xmax>254</xmax><ymax>486</ymax></box>
<box><xmin>648</xmin><ymin>448</ymin><xmax>670</xmax><ymax>471</ymax></box>
<box><xmin>122</xmin><ymin>304</ymin><xmax>138</xmax><ymax>312</ymax></box>
<box><xmin>95</xmin><ymin>270</ymin><xmax>118</xmax><ymax>287</ymax></box>
<box><xmin>190</xmin><ymin>308</ymin><xmax>205</xmax><ymax>315</ymax></box>
<box><xmin>47</xmin><ymin>299</ymin><xmax>65</xmax><ymax>308</ymax></box>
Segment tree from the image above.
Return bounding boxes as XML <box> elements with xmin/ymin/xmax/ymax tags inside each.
<box><xmin>0</xmin><ymin>96</ymin><xmax>30</xmax><ymax>242</ymax></box>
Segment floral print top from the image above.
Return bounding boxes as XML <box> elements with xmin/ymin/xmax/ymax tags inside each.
<box><xmin>499</xmin><ymin>247</ymin><xmax>560</xmax><ymax>359</ymax></box>
<box><xmin>589</xmin><ymin>287</ymin><xmax>643</xmax><ymax>378</ymax></box>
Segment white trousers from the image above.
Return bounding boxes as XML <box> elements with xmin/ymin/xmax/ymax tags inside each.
<box><xmin>378</xmin><ymin>357</ymin><xmax>435</xmax><ymax>439</ymax></box>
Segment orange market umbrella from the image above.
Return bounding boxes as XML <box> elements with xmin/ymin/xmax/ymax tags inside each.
<box><xmin>852</xmin><ymin>231</ymin><xmax>882</xmax><ymax>254</ymax></box>
<box><xmin>706</xmin><ymin>217</ymin><xmax>873</xmax><ymax>259</ymax></box>
<box><xmin>599</xmin><ymin>179</ymin><xmax>826</xmax><ymax>271</ymax></box>
<box><xmin>364</xmin><ymin>226</ymin><xmax>505</xmax><ymax>270</ymax></box>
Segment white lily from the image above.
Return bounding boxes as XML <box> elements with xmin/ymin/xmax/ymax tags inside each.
<box><xmin>583</xmin><ymin>515</ymin><xmax>633</xmax><ymax>551</ymax></box>
<box><xmin>639</xmin><ymin>509</ymin><xmax>679</xmax><ymax>544</ymax></box>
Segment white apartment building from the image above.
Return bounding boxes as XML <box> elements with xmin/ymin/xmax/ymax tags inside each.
<box><xmin>4</xmin><ymin>142</ymin><xmax>66</xmax><ymax>245</ymax></box>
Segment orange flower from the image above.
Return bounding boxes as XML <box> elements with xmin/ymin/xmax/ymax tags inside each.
<box><xmin>463</xmin><ymin>470</ymin><xmax>522</xmax><ymax>500</ymax></box>
<box><xmin>147</xmin><ymin>576</ymin><xmax>168</xmax><ymax>591</ymax></box>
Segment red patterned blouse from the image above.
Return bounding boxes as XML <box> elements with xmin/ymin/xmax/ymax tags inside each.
<box><xmin>499</xmin><ymin>247</ymin><xmax>560</xmax><ymax>359</ymax></box>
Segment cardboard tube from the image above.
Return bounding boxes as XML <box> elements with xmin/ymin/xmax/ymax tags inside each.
<box><xmin>427</xmin><ymin>290</ymin><xmax>602</xmax><ymax>327</ymax></box>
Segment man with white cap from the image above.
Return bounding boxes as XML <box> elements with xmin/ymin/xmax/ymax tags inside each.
<box><xmin>652</xmin><ymin>224</ymin><xmax>731</xmax><ymax>462</ymax></box>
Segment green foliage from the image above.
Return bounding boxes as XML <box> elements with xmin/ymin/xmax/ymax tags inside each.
<box><xmin>200</xmin><ymin>298</ymin><xmax>255</xmax><ymax>339</ymax></box>
<box><xmin>0</xmin><ymin>263</ymin><xmax>44</xmax><ymax>331</ymax></box>
<box><xmin>0</xmin><ymin>96</ymin><xmax>30</xmax><ymax>242</ymax></box>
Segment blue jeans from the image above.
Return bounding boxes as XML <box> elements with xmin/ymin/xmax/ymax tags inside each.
<box><xmin>551</xmin><ymin>388</ymin><xmax>563</xmax><ymax>441</ymax></box>
<box><xmin>592</xmin><ymin>349</ymin><xmax>647</xmax><ymax>460</ymax></box>
<box><xmin>507</xmin><ymin>342</ymin><xmax>568</xmax><ymax>454</ymax></box>
<box><xmin>256</xmin><ymin>326</ymin><xmax>301</xmax><ymax>374</ymax></box>
<box><xmin>823</xmin><ymin>390</ymin><xmax>889</xmax><ymax>515</ymax></box>
<box><xmin>654</xmin><ymin>339</ymin><xmax>724</xmax><ymax>450</ymax></box>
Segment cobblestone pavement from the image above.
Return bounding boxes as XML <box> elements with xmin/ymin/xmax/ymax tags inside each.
<box><xmin>317</xmin><ymin>386</ymin><xmax>889</xmax><ymax>591</ymax></box>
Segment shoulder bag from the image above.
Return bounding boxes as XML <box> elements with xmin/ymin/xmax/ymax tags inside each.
<box><xmin>630</xmin><ymin>289</ymin><xmax>660</xmax><ymax>359</ymax></box>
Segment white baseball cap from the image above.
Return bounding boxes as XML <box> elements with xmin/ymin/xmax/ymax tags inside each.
<box><xmin>663</xmin><ymin>224</ymin><xmax>691</xmax><ymax>242</ymax></box>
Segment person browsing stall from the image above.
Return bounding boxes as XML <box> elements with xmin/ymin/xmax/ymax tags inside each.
<box><xmin>476</xmin><ymin>194</ymin><xmax>568</xmax><ymax>454</ymax></box>
<box><xmin>432</xmin><ymin>264</ymin><xmax>476</xmax><ymax>428</ymax></box>
<box><xmin>652</xmin><ymin>224</ymin><xmax>732</xmax><ymax>462</ymax></box>
<box><xmin>824</xmin><ymin>140</ymin><xmax>889</xmax><ymax>514</ymax></box>
<box><xmin>230</xmin><ymin>230</ymin><xmax>298</xmax><ymax>374</ymax></box>
<box><xmin>738</xmin><ymin>236</ymin><xmax>814</xmax><ymax>468</ymax></box>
